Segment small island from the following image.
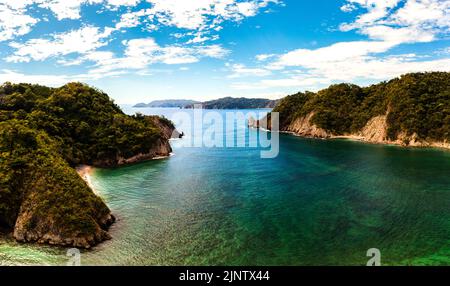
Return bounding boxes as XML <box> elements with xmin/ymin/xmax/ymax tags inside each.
<box><xmin>250</xmin><ymin>72</ymin><xmax>450</xmax><ymax>149</ymax></box>
<box><xmin>0</xmin><ymin>82</ymin><xmax>179</xmax><ymax>248</ymax></box>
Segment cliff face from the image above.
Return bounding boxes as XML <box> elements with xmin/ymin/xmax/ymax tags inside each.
<box><xmin>283</xmin><ymin>113</ymin><xmax>330</xmax><ymax>138</ymax></box>
<box><xmin>357</xmin><ymin>115</ymin><xmax>388</xmax><ymax>143</ymax></box>
<box><xmin>13</xmin><ymin>194</ymin><xmax>115</xmax><ymax>248</ymax></box>
<box><xmin>250</xmin><ymin>112</ymin><xmax>449</xmax><ymax>149</ymax></box>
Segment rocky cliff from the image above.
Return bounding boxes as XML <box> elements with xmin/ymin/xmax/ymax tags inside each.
<box><xmin>250</xmin><ymin>72</ymin><xmax>450</xmax><ymax>150</ymax></box>
<box><xmin>250</xmin><ymin>112</ymin><xmax>449</xmax><ymax>149</ymax></box>
<box><xmin>13</xmin><ymin>166</ymin><xmax>116</xmax><ymax>248</ymax></box>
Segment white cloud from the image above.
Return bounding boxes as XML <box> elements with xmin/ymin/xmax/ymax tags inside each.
<box><xmin>0</xmin><ymin>0</ymin><xmax>278</xmax><ymax>79</ymax></box>
<box><xmin>83</xmin><ymin>38</ymin><xmax>229</xmax><ymax>76</ymax></box>
<box><xmin>340</xmin><ymin>0</ymin><xmax>450</xmax><ymax>43</ymax></box>
<box><xmin>361</xmin><ymin>25</ymin><xmax>435</xmax><ymax>43</ymax></box>
<box><xmin>270</xmin><ymin>41</ymin><xmax>396</xmax><ymax>69</ymax></box>
<box><xmin>6</xmin><ymin>26</ymin><xmax>113</xmax><ymax>62</ymax></box>
<box><xmin>340</xmin><ymin>3</ymin><xmax>357</xmax><ymax>13</ymax></box>
<box><xmin>0</xmin><ymin>68</ymin><xmax>130</xmax><ymax>86</ymax></box>
<box><xmin>36</xmin><ymin>0</ymin><xmax>139</xmax><ymax>20</ymax></box>
<box><xmin>232</xmin><ymin>54</ymin><xmax>450</xmax><ymax>90</ymax></box>
<box><xmin>115</xmin><ymin>0</ymin><xmax>280</xmax><ymax>43</ymax></box>
<box><xmin>231</xmin><ymin>0</ymin><xmax>450</xmax><ymax>91</ymax></box>
<box><xmin>107</xmin><ymin>0</ymin><xmax>140</xmax><ymax>6</ymax></box>
<box><xmin>0</xmin><ymin>1</ymin><xmax>38</xmax><ymax>41</ymax></box>
<box><xmin>0</xmin><ymin>69</ymin><xmax>81</xmax><ymax>86</ymax></box>
<box><xmin>231</xmin><ymin>76</ymin><xmax>331</xmax><ymax>90</ymax></box>
<box><xmin>196</xmin><ymin>44</ymin><xmax>229</xmax><ymax>58</ymax></box>
<box><xmin>0</xmin><ymin>0</ymin><xmax>141</xmax><ymax>41</ymax></box>
<box><xmin>227</xmin><ymin>63</ymin><xmax>271</xmax><ymax>78</ymax></box>
<box><xmin>37</xmin><ymin>0</ymin><xmax>102</xmax><ymax>20</ymax></box>
<box><xmin>256</xmin><ymin>54</ymin><xmax>276</xmax><ymax>61</ymax></box>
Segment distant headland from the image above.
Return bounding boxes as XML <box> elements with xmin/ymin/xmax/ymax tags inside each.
<box><xmin>133</xmin><ymin>97</ymin><xmax>278</xmax><ymax>109</ymax></box>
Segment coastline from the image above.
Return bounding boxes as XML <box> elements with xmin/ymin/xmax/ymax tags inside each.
<box><xmin>75</xmin><ymin>153</ymin><xmax>174</xmax><ymax>187</ymax></box>
<box><xmin>279</xmin><ymin>130</ymin><xmax>450</xmax><ymax>151</ymax></box>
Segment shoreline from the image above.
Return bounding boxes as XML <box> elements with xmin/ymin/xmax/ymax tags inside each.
<box><xmin>75</xmin><ymin>153</ymin><xmax>174</xmax><ymax>188</ymax></box>
<box><xmin>278</xmin><ymin>130</ymin><xmax>450</xmax><ymax>151</ymax></box>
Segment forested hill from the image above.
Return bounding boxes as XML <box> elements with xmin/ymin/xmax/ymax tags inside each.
<box><xmin>0</xmin><ymin>82</ymin><xmax>177</xmax><ymax>248</ymax></box>
<box><xmin>256</xmin><ymin>72</ymin><xmax>450</xmax><ymax>147</ymax></box>
<box><xmin>186</xmin><ymin>97</ymin><xmax>278</xmax><ymax>109</ymax></box>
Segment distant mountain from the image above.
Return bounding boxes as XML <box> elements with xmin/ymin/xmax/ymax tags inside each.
<box><xmin>133</xmin><ymin>99</ymin><xmax>200</xmax><ymax>108</ymax></box>
<box><xmin>186</xmin><ymin>97</ymin><xmax>278</xmax><ymax>109</ymax></box>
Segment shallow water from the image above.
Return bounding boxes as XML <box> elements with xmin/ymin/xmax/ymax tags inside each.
<box><xmin>1</xmin><ymin>108</ymin><xmax>450</xmax><ymax>265</ymax></box>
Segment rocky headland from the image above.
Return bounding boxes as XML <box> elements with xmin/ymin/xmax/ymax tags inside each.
<box><xmin>249</xmin><ymin>72</ymin><xmax>450</xmax><ymax>150</ymax></box>
<box><xmin>0</xmin><ymin>82</ymin><xmax>180</xmax><ymax>248</ymax></box>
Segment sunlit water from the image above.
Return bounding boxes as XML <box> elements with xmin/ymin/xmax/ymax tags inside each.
<box><xmin>1</xmin><ymin>107</ymin><xmax>450</xmax><ymax>266</ymax></box>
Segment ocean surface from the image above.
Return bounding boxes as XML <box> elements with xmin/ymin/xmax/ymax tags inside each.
<box><xmin>1</xmin><ymin>107</ymin><xmax>450</xmax><ymax>266</ymax></box>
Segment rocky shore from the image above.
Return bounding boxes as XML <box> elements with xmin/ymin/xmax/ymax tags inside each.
<box><xmin>249</xmin><ymin>112</ymin><xmax>450</xmax><ymax>150</ymax></box>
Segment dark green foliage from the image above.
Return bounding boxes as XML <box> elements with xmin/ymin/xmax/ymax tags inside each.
<box><xmin>308</xmin><ymin>84</ymin><xmax>364</xmax><ymax>134</ymax></box>
<box><xmin>189</xmin><ymin>97</ymin><xmax>276</xmax><ymax>109</ymax></box>
<box><xmin>273</xmin><ymin>91</ymin><xmax>314</xmax><ymax>127</ymax></box>
<box><xmin>0</xmin><ymin>120</ymin><xmax>110</xmax><ymax>234</ymax></box>
<box><xmin>273</xmin><ymin>72</ymin><xmax>450</xmax><ymax>140</ymax></box>
<box><xmin>1</xmin><ymin>82</ymin><xmax>164</xmax><ymax>166</ymax></box>
<box><xmin>385</xmin><ymin>72</ymin><xmax>450</xmax><ymax>141</ymax></box>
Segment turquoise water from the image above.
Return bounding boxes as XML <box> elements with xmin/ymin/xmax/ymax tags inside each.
<box><xmin>1</xmin><ymin>108</ymin><xmax>450</xmax><ymax>265</ymax></box>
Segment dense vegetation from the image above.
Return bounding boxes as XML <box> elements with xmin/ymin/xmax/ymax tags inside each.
<box><xmin>0</xmin><ymin>82</ymin><xmax>165</xmax><ymax>166</ymax></box>
<box><xmin>134</xmin><ymin>99</ymin><xmax>200</xmax><ymax>108</ymax></box>
<box><xmin>186</xmin><ymin>97</ymin><xmax>278</xmax><ymax>109</ymax></box>
<box><xmin>0</xmin><ymin>82</ymin><xmax>173</xmax><ymax>246</ymax></box>
<box><xmin>0</xmin><ymin>120</ymin><xmax>110</xmax><ymax>236</ymax></box>
<box><xmin>272</xmin><ymin>72</ymin><xmax>450</xmax><ymax>142</ymax></box>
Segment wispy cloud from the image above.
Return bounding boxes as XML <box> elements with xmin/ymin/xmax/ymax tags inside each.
<box><xmin>231</xmin><ymin>0</ymin><xmax>450</xmax><ymax>91</ymax></box>
<box><xmin>339</xmin><ymin>0</ymin><xmax>450</xmax><ymax>43</ymax></box>
<box><xmin>115</xmin><ymin>0</ymin><xmax>281</xmax><ymax>43</ymax></box>
<box><xmin>227</xmin><ymin>63</ymin><xmax>271</xmax><ymax>78</ymax></box>
<box><xmin>6</xmin><ymin>26</ymin><xmax>113</xmax><ymax>62</ymax></box>
<box><xmin>83</xmin><ymin>39</ymin><xmax>229</xmax><ymax>76</ymax></box>
<box><xmin>0</xmin><ymin>0</ymin><xmax>279</xmax><ymax>81</ymax></box>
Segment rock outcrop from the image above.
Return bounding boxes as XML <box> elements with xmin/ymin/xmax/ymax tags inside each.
<box><xmin>250</xmin><ymin>112</ymin><xmax>449</xmax><ymax>149</ymax></box>
<box><xmin>252</xmin><ymin>72</ymin><xmax>450</xmax><ymax>150</ymax></box>
<box><xmin>13</xmin><ymin>207</ymin><xmax>115</xmax><ymax>248</ymax></box>
<box><xmin>91</xmin><ymin>116</ymin><xmax>180</xmax><ymax>167</ymax></box>
<box><xmin>282</xmin><ymin>113</ymin><xmax>330</xmax><ymax>139</ymax></box>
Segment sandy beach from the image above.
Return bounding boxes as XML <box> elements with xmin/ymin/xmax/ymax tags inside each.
<box><xmin>76</xmin><ymin>165</ymin><xmax>97</xmax><ymax>193</ymax></box>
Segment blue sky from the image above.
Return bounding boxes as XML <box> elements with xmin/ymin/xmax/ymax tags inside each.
<box><xmin>0</xmin><ymin>0</ymin><xmax>449</xmax><ymax>103</ymax></box>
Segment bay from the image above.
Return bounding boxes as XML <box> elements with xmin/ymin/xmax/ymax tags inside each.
<box><xmin>1</xmin><ymin>107</ymin><xmax>449</xmax><ymax>266</ymax></box>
